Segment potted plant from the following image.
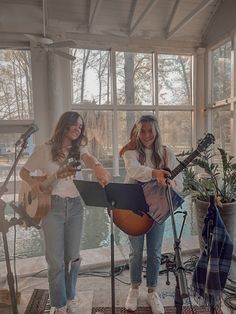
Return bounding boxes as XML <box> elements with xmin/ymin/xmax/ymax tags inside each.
<box><xmin>182</xmin><ymin>147</ymin><xmax>236</xmax><ymax>252</ymax></box>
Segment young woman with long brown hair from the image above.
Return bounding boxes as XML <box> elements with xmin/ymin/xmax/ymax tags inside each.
<box><xmin>20</xmin><ymin>111</ymin><xmax>110</xmax><ymax>314</ymax></box>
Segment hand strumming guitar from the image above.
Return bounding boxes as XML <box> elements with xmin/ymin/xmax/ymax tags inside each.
<box><xmin>19</xmin><ymin>168</ymin><xmax>51</xmax><ymax>196</ymax></box>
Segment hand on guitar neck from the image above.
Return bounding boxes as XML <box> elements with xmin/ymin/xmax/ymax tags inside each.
<box><xmin>152</xmin><ymin>168</ymin><xmax>176</xmax><ymax>187</ymax></box>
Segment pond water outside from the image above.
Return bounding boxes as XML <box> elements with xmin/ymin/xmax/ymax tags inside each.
<box><xmin>0</xmin><ymin>195</ymin><xmax>197</xmax><ymax>262</ymax></box>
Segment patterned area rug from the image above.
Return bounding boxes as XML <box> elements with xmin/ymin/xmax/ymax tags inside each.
<box><xmin>24</xmin><ymin>289</ymin><xmax>223</xmax><ymax>314</ymax></box>
<box><xmin>92</xmin><ymin>306</ymin><xmax>223</xmax><ymax>313</ymax></box>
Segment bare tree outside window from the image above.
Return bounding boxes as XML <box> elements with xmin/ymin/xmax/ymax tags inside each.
<box><xmin>211</xmin><ymin>41</ymin><xmax>231</xmax><ymax>103</ymax></box>
<box><xmin>116</xmin><ymin>52</ymin><xmax>153</xmax><ymax>107</ymax></box>
<box><xmin>72</xmin><ymin>49</ymin><xmax>110</xmax><ymax>105</ymax></box>
<box><xmin>116</xmin><ymin>52</ymin><xmax>153</xmax><ymax>138</ymax></box>
<box><xmin>212</xmin><ymin>106</ymin><xmax>231</xmax><ymax>153</ymax></box>
<box><xmin>158</xmin><ymin>54</ymin><xmax>192</xmax><ymax>106</ymax></box>
<box><xmin>0</xmin><ymin>50</ymin><xmax>33</xmax><ymax>120</ymax></box>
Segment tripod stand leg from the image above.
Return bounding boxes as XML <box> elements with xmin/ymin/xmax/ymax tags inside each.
<box><xmin>110</xmin><ymin>209</ymin><xmax>115</xmax><ymax>314</ymax></box>
<box><xmin>2</xmin><ymin>232</ymin><xmax>18</xmax><ymax>314</ymax></box>
<box><xmin>175</xmin><ymin>276</ymin><xmax>183</xmax><ymax>314</ymax></box>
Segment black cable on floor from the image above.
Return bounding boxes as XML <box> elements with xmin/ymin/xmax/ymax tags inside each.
<box><xmin>223</xmin><ymin>287</ymin><xmax>236</xmax><ymax>312</ymax></box>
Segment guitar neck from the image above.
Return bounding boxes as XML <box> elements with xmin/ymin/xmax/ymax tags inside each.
<box><xmin>170</xmin><ymin>149</ymin><xmax>201</xmax><ymax>179</ymax></box>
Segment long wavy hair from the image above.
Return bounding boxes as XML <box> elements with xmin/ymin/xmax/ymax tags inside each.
<box><xmin>48</xmin><ymin>111</ymin><xmax>88</xmax><ymax>161</ymax></box>
<box><xmin>135</xmin><ymin>115</ymin><xmax>165</xmax><ymax>168</ymax></box>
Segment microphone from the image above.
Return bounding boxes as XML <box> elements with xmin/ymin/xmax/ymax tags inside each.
<box><xmin>15</xmin><ymin>124</ymin><xmax>39</xmax><ymax>146</ymax></box>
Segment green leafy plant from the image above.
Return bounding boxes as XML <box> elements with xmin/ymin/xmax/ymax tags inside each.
<box><xmin>182</xmin><ymin>147</ymin><xmax>236</xmax><ymax>203</ymax></box>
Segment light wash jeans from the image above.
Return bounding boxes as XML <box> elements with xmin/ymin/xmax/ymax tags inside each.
<box><xmin>128</xmin><ymin>221</ymin><xmax>165</xmax><ymax>288</ymax></box>
<box><xmin>41</xmin><ymin>195</ymin><xmax>84</xmax><ymax>308</ymax></box>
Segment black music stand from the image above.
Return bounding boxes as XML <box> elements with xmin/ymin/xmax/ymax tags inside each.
<box><xmin>73</xmin><ymin>180</ymin><xmax>149</xmax><ymax>314</ymax></box>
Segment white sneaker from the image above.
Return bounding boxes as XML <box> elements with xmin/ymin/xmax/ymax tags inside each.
<box><xmin>67</xmin><ymin>298</ymin><xmax>80</xmax><ymax>314</ymax></box>
<box><xmin>147</xmin><ymin>291</ymin><xmax>164</xmax><ymax>314</ymax></box>
<box><xmin>54</xmin><ymin>305</ymin><xmax>68</xmax><ymax>314</ymax></box>
<box><xmin>125</xmin><ymin>288</ymin><xmax>139</xmax><ymax>311</ymax></box>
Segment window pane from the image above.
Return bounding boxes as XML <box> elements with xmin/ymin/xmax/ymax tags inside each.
<box><xmin>158</xmin><ymin>54</ymin><xmax>192</xmax><ymax>106</ymax></box>
<box><xmin>0</xmin><ymin>132</ymin><xmax>34</xmax><ymax>185</ymax></box>
<box><xmin>159</xmin><ymin>111</ymin><xmax>192</xmax><ymax>153</ymax></box>
<box><xmin>0</xmin><ymin>50</ymin><xmax>33</xmax><ymax>119</ymax></box>
<box><xmin>212</xmin><ymin>106</ymin><xmax>231</xmax><ymax>153</ymax></box>
<box><xmin>72</xmin><ymin>49</ymin><xmax>111</xmax><ymax>105</ymax></box>
<box><xmin>116</xmin><ymin>52</ymin><xmax>153</xmax><ymax>106</ymax></box>
<box><xmin>80</xmin><ymin>110</ymin><xmax>113</xmax><ymax>172</ymax></box>
<box><xmin>212</xmin><ymin>41</ymin><xmax>231</xmax><ymax>103</ymax></box>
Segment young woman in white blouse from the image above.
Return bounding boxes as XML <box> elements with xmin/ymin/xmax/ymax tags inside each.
<box><xmin>20</xmin><ymin>111</ymin><xmax>110</xmax><ymax>314</ymax></box>
<box><xmin>120</xmin><ymin>115</ymin><xmax>183</xmax><ymax>314</ymax></box>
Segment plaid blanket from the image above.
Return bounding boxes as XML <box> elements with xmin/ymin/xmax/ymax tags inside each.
<box><xmin>191</xmin><ymin>202</ymin><xmax>233</xmax><ymax>306</ymax></box>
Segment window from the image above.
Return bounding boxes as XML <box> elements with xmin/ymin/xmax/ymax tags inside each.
<box><xmin>72</xmin><ymin>49</ymin><xmax>111</xmax><ymax>105</ymax></box>
<box><xmin>0</xmin><ymin>50</ymin><xmax>33</xmax><ymax>120</ymax></box>
<box><xmin>72</xmin><ymin>49</ymin><xmax>194</xmax><ymax>175</ymax></box>
<box><xmin>212</xmin><ymin>105</ymin><xmax>231</xmax><ymax>153</ymax></box>
<box><xmin>0</xmin><ymin>49</ymin><xmax>33</xmax><ymax>185</ymax></box>
<box><xmin>80</xmin><ymin>110</ymin><xmax>113</xmax><ymax>163</ymax></box>
<box><xmin>158</xmin><ymin>54</ymin><xmax>192</xmax><ymax>106</ymax></box>
<box><xmin>159</xmin><ymin>111</ymin><xmax>192</xmax><ymax>153</ymax></box>
<box><xmin>116</xmin><ymin>52</ymin><xmax>153</xmax><ymax>106</ymax></box>
<box><xmin>211</xmin><ymin>41</ymin><xmax>231</xmax><ymax>103</ymax></box>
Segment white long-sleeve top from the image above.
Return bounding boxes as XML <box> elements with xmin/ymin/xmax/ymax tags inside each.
<box><xmin>123</xmin><ymin>146</ymin><xmax>183</xmax><ymax>193</ymax></box>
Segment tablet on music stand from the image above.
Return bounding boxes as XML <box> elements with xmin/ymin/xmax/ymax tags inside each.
<box><xmin>73</xmin><ymin>180</ymin><xmax>149</xmax><ymax>214</ymax></box>
<box><xmin>73</xmin><ymin>180</ymin><xmax>110</xmax><ymax>207</ymax></box>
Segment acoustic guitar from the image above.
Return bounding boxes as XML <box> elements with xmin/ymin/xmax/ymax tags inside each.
<box><xmin>18</xmin><ymin>158</ymin><xmax>80</xmax><ymax>221</ymax></box>
<box><xmin>112</xmin><ymin>133</ymin><xmax>215</xmax><ymax>236</ymax></box>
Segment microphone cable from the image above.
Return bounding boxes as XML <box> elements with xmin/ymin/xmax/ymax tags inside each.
<box><xmin>223</xmin><ymin>279</ymin><xmax>236</xmax><ymax>312</ymax></box>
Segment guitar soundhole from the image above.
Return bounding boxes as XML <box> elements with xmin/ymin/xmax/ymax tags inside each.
<box><xmin>28</xmin><ymin>192</ymin><xmax>32</xmax><ymax>205</ymax></box>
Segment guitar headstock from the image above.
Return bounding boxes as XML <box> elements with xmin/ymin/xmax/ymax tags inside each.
<box><xmin>197</xmin><ymin>133</ymin><xmax>215</xmax><ymax>153</ymax></box>
<box><xmin>57</xmin><ymin>159</ymin><xmax>81</xmax><ymax>179</ymax></box>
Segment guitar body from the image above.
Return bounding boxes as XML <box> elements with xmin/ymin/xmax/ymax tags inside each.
<box><xmin>19</xmin><ymin>180</ymin><xmax>51</xmax><ymax>219</ymax></box>
<box><xmin>109</xmin><ymin>181</ymin><xmax>184</xmax><ymax>236</ymax></box>
<box><xmin>18</xmin><ymin>158</ymin><xmax>80</xmax><ymax>220</ymax></box>
<box><xmin>112</xmin><ymin>208</ymin><xmax>154</xmax><ymax>236</ymax></box>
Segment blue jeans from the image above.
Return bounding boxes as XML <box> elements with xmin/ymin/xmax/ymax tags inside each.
<box><xmin>128</xmin><ymin>221</ymin><xmax>165</xmax><ymax>288</ymax></box>
<box><xmin>41</xmin><ymin>195</ymin><xmax>84</xmax><ymax>308</ymax></box>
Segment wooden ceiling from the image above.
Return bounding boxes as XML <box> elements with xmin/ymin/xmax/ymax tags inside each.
<box><xmin>0</xmin><ymin>0</ymin><xmax>222</xmax><ymax>50</ymax></box>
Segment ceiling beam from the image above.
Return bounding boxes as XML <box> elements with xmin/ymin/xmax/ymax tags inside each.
<box><xmin>129</xmin><ymin>0</ymin><xmax>160</xmax><ymax>36</ymax></box>
<box><xmin>201</xmin><ymin>0</ymin><xmax>222</xmax><ymax>42</ymax></box>
<box><xmin>66</xmin><ymin>32</ymin><xmax>197</xmax><ymax>53</ymax></box>
<box><xmin>89</xmin><ymin>0</ymin><xmax>103</xmax><ymax>33</ymax></box>
<box><xmin>165</xmin><ymin>0</ymin><xmax>181</xmax><ymax>35</ymax></box>
<box><xmin>128</xmin><ymin>0</ymin><xmax>138</xmax><ymax>30</ymax></box>
<box><xmin>166</xmin><ymin>0</ymin><xmax>215</xmax><ymax>40</ymax></box>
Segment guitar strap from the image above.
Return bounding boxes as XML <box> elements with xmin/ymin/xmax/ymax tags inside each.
<box><xmin>163</xmin><ymin>145</ymin><xmax>167</xmax><ymax>169</ymax></box>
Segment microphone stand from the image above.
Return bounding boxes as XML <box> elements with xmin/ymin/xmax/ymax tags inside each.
<box><xmin>165</xmin><ymin>177</ymin><xmax>189</xmax><ymax>314</ymax></box>
<box><xmin>0</xmin><ymin>140</ymin><xmax>35</xmax><ymax>314</ymax></box>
